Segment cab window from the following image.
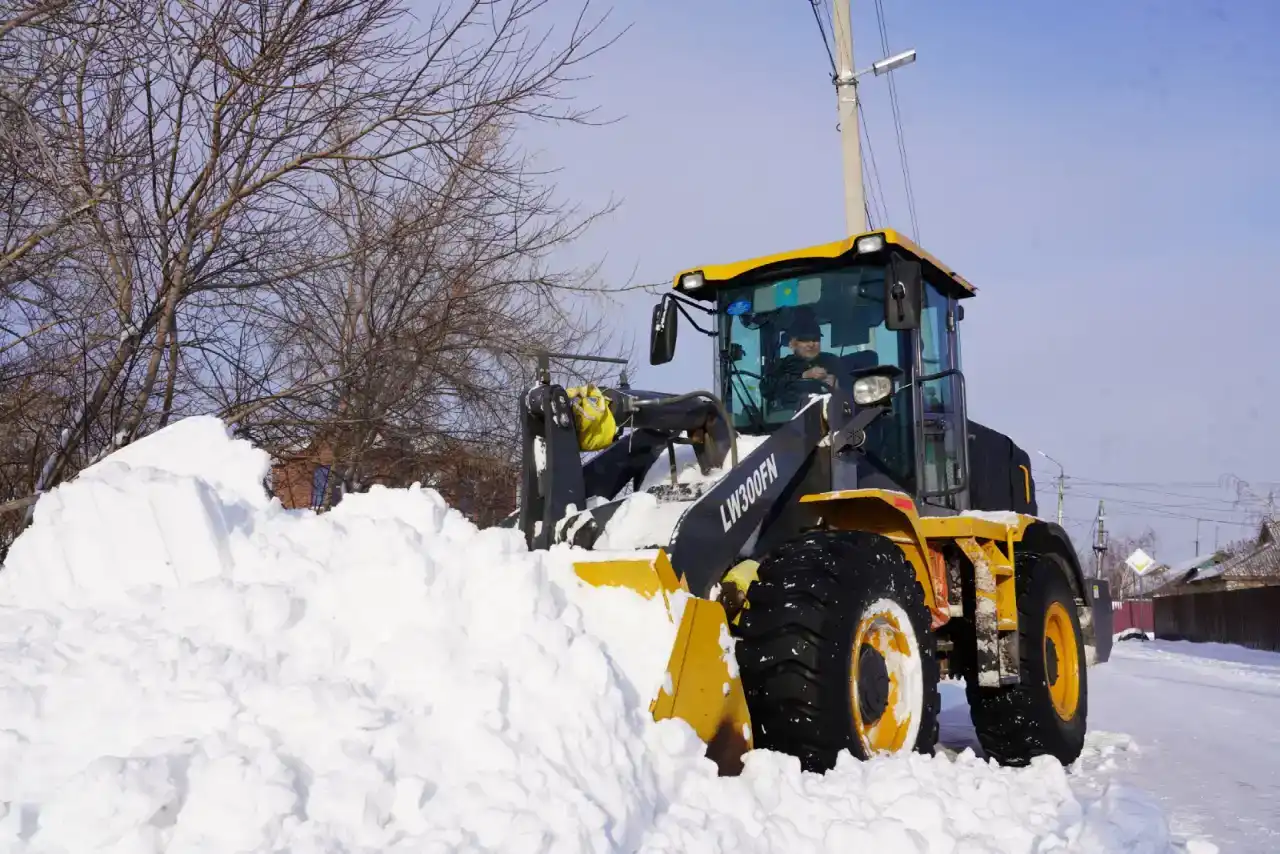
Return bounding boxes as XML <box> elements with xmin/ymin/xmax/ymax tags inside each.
<box><xmin>917</xmin><ymin>277</ymin><xmax>965</xmax><ymax>506</ymax></box>
<box><xmin>718</xmin><ymin>263</ymin><xmax>907</xmax><ymax>430</ymax></box>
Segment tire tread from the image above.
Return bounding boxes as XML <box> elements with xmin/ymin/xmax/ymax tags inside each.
<box><xmin>965</xmin><ymin>551</ymin><xmax>1088</xmax><ymax>767</ymax></box>
<box><xmin>735</xmin><ymin>530</ymin><xmax>940</xmax><ymax>772</ymax></box>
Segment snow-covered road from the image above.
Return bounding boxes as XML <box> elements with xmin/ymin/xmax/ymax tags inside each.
<box><xmin>1090</xmin><ymin>640</ymin><xmax>1280</xmax><ymax>853</ymax></box>
<box><xmin>940</xmin><ymin>639</ymin><xmax>1280</xmax><ymax>853</ymax></box>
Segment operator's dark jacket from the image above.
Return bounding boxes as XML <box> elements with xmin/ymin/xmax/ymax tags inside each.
<box><xmin>761</xmin><ymin>351</ymin><xmax>844</xmax><ymax>405</ymax></box>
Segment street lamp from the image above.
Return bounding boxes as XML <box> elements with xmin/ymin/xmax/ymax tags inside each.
<box><xmin>857</xmin><ymin>49</ymin><xmax>917</xmax><ymax>79</ymax></box>
<box><xmin>829</xmin><ymin>0</ymin><xmax>919</xmax><ymax>235</ymax></box>
<box><xmin>1038</xmin><ymin>450</ymin><xmax>1065</xmax><ymax>526</ymax></box>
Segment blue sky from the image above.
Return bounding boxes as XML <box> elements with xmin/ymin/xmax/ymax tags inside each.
<box><xmin>513</xmin><ymin>0</ymin><xmax>1280</xmax><ymax>560</ymax></box>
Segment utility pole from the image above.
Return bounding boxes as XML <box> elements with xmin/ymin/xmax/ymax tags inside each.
<box><xmin>1195</xmin><ymin>518</ymin><xmax>1201</xmax><ymax>556</ymax></box>
<box><xmin>831</xmin><ymin>0</ymin><xmax>866</xmax><ymax>235</ymax></box>
<box><xmin>1057</xmin><ymin>474</ymin><xmax>1064</xmax><ymax>527</ymax></box>
<box><xmin>1038</xmin><ymin>450</ymin><xmax>1065</xmax><ymax>526</ymax></box>
<box><xmin>1093</xmin><ymin>500</ymin><xmax>1107</xmax><ymax>579</ymax></box>
<box><xmin>828</xmin><ymin>5</ymin><xmax>916</xmax><ymax>236</ymax></box>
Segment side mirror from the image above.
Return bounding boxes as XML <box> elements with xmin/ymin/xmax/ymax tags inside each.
<box><xmin>884</xmin><ymin>253</ymin><xmax>922</xmax><ymax>331</ymax></box>
<box><xmin>650</xmin><ymin>296</ymin><xmax>678</xmax><ymax>365</ymax></box>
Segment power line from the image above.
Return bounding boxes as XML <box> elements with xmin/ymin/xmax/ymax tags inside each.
<box><xmin>1029</xmin><ymin>468</ymin><xmax>1274</xmax><ymax>515</ymax></box>
<box><xmin>857</xmin><ymin>100</ymin><xmax>890</xmax><ymax>229</ymax></box>
<box><xmin>872</xmin><ymin>0</ymin><xmax>920</xmax><ymax>239</ymax></box>
<box><xmin>1044</xmin><ymin>474</ymin><xmax>1274</xmax><ymax>505</ymax></box>
<box><xmin>1027</xmin><ymin>468</ymin><xmax>1280</xmax><ymax>494</ymax></box>
<box><xmin>1031</xmin><ymin>478</ymin><xmax>1254</xmax><ymax>521</ymax></box>
<box><xmin>1025</xmin><ymin>467</ymin><xmax>1266</xmax><ymax>530</ymax></box>
<box><xmin>1035</xmin><ymin>486</ymin><xmax>1258</xmax><ymax>528</ymax></box>
<box><xmin>806</xmin><ymin>0</ymin><xmax>836</xmax><ymax>74</ymax></box>
<box><xmin>1065</xmin><ymin>488</ymin><xmax>1258</xmax><ymax>515</ymax></box>
<box><xmin>1070</xmin><ymin>493</ymin><xmax>1256</xmax><ymax>527</ymax></box>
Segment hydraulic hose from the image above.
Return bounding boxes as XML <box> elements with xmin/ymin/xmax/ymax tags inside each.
<box><xmin>630</xmin><ymin>390</ymin><xmax>739</xmax><ymax>469</ymax></box>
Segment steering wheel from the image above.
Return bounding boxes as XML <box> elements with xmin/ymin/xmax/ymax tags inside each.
<box><xmin>791</xmin><ymin>377</ymin><xmax>832</xmax><ymax>395</ymax></box>
<box><xmin>769</xmin><ymin>376</ymin><xmax>831</xmax><ymax>408</ymax></box>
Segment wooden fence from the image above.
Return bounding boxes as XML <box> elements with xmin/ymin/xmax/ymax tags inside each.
<box><xmin>1154</xmin><ymin>586</ymin><xmax>1280</xmax><ymax>652</ymax></box>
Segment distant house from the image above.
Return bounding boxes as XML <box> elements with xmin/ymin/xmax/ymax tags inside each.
<box><xmin>1144</xmin><ymin>554</ymin><xmax>1224</xmax><ymax>597</ymax></box>
<box><xmin>271</xmin><ymin>435</ymin><xmax>412</xmax><ymax>511</ymax></box>
<box><xmin>1151</xmin><ymin>520</ymin><xmax>1280</xmax><ymax>651</ymax></box>
<box><xmin>269</xmin><ymin>432</ymin><xmax>517</xmax><ymax>526</ymax></box>
<box><xmin>1151</xmin><ymin>520</ymin><xmax>1280</xmax><ymax>597</ymax></box>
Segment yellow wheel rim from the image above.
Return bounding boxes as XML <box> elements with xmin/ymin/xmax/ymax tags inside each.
<box><xmin>849</xmin><ymin>603</ymin><xmax>920</xmax><ymax>755</ymax></box>
<box><xmin>1043</xmin><ymin>601</ymin><xmax>1081</xmax><ymax>720</ymax></box>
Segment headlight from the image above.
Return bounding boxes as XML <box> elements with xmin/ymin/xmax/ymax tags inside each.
<box><xmin>852</xmin><ymin>374</ymin><xmax>894</xmax><ymax>405</ymax></box>
<box><xmin>854</xmin><ymin>234</ymin><xmax>885</xmax><ymax>254</ymax></box>
<box><xmin>679</xmin><ymin>271</ymin><xmax>705</xmax><ymax>291</ymax></box>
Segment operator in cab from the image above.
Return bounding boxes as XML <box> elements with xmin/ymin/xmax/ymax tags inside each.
<box><xmin>761</xmin><ymin>307</ymin><xmax>844</xmax><ymax>407</ymax></box>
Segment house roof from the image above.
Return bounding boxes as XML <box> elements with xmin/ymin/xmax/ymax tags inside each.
<box><xmin>1218</xmin><ymin>528</ymin><xmax>1280</xmax><ymax>580</ymax></box>
<box><xmin>1164</xmin><ymin>554</ymin><xmax>1220</xmax><ymax>576</ymax></box>
<box><xmin>1151</xmin><ymin>518</ymin><xmax>1280</xmax><ymax>594</ymax></box>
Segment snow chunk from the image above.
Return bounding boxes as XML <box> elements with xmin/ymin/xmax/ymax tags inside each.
<box><xmin>961</xmin><ymin>509</ymin><xmax>1025</xmax><ymax>527</ymax></box>
<box><xmin>635</xmin><ymin>434</ymin><xmax>771</xmax><ymax>494</ymax></box>
<box><xmin>594</xmin><ymin>491</ymin><xmax>692</xmax><ymax>551</ymax></box>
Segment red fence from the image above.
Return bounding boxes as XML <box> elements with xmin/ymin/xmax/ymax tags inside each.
<box><xmin>1111</xmin><ymin>599</ymin><xmax>1154</xmax><ymax>634</ymax></box>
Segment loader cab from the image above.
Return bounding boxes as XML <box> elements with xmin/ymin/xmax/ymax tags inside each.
<box><xmin>652</xmin><ymin>230</ymin><xmax>974</xmax><ymax>513</ymax></box>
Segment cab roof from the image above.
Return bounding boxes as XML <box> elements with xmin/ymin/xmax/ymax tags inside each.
<box><xmin>672</xmin><ymin>228</ymin><xmax>977</xmax><ymax>298</ymax></box>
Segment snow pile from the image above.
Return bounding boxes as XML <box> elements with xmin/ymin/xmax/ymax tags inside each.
<box><xmin>597</xmin><ymin>435</ymin><xmax>771</xmax><ymax>551</ymax></box>
<box><xmin>595</xmin><ymin>491</ymin><xmax>694</xmax><ymax>551</ymax></box>
<box><xmin>632</xmin><ymin>434</ymin><xmax>773</xmax><ymax>495</ymax></box>
<box><xmin>1074</xmin><ymin>732</ymin><xmax>1143</xmax><ymax>777</ymax></box>
<box><xmin>0</xmin><ymin>417</ymin><xmax>1204</xmax><ymax>852</ymax></box>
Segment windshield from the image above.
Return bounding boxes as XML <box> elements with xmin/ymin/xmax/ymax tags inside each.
<box><xmin>717</xmin><ymin>262</ymin><xmax>906</xmax><ymax>431</ymax></box>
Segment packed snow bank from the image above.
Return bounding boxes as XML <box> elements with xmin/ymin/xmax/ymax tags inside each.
<box><xmin>597</xmin><ymin>435</ymin><xmax>772</xmax><ymax>551</ymax></box>
<box><xmin>0</xmin><ymin>417</ymin><xmax>1204</xmax><ymax>852</ymax></box>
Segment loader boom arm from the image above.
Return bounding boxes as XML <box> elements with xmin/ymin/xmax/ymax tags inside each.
<box><xmin>666</xmin><ymin>400</ymin><xmax>825</xmax><ymax>595</ymax></box>
<box><xmin>514</xmin><ymin>373</ymin><xmax>892</xmax><ymax>598</ymax></box>
<box><xmin>513</xmin><ymin>381</ymin><xmax>735</xmax><ymax>551</ymax></box>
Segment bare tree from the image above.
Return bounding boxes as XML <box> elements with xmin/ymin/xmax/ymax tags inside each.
<box><xmin>1</xmin><ymin>0</ymin><xmax>622</xmax><ymax>538</ymax></box>
<box><xmin>1</xmin><ymin>0</ymin><xmax>117</xmax><ymax>289</ymax></box>
<box><xmin>239</xmin><ymin>118</ymin><xmax>622</xmax><ymax>506</ymax></box>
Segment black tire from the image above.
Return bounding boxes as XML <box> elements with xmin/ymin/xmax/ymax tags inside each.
<box><xmin>734</xmin><ymin>530</ymin><xmax>940</xmax><ymax>773</ymax></box>
<box><xmin>966</xmin><ymin>552</ymin><xmax>1088</xmax><ymax>767</ymax></box>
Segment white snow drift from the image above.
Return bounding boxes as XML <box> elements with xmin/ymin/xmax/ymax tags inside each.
<box><xmin>0</xmin><ymin>417</ymin><xmax>1207</xmax><ymax>852</ymax></box>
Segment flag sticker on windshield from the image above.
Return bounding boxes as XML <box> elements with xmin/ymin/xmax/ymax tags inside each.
<box><xmin>727</xmin><ymin>299</ymin><xmax>751</xmax><ymax>316</ymax></box>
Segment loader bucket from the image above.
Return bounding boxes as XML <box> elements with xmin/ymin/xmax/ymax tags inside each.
<box><xmin>571</xmin><ymin>549</ymin><xmax>754</xmax><ymax>775</ymax></box>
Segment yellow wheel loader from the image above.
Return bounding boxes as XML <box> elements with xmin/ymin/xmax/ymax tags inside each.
<box><xmin>509</xmin><ymin>229</ymin><xmax>1112</xmax><ymax>775</ymax></box>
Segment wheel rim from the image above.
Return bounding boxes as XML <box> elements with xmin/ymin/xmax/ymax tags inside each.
<box><xmin>849</xmin><ymin>600</ymin><xmax>923</xmax><ymax>755</ymax></box>
<box><xmin>1043</xmin><ymin>601</ymin><xmax>1081</xmax><ymax>720</ymax></box>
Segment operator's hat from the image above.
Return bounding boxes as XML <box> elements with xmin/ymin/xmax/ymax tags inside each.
<box><xmin>787</xmin><ymin>307</ymin><xmax>822</xmax><ymax>342</ymax></box>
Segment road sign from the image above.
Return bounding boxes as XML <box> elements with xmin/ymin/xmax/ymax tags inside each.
<box><xmin>1126</xmin><ymin>548</ymin><xmax>1157</xmax><ymax>576</ymax></box>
